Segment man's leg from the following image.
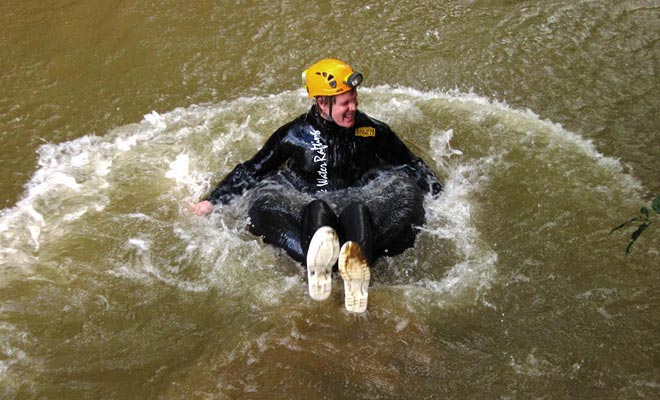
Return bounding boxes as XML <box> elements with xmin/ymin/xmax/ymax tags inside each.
<box><xmin>301</xmin><ymin>199</ymin><xmax>338</xmax><ymax>255</ymax></box>
<box><xmin>337</xmin><ymin>202</ymin><xmax>373</xmax><ymax>313</ymax></box>
<box><xmin>248</xmin><ymin>194</ymin><xmax>305</xmax><ymax>263</ymax></box>
<box><xmin>338</xmin><ymin>201</ymin><xmax>374</xmax><ymax>263</ymax></box>
<box><xmin>301</xmin><ymin>200</ymin><xmax>339</xmax><ymax>301</ymax></box>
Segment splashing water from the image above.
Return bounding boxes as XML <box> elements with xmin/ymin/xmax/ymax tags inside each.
<box><xmin>0</xmin><ymin>88</ymin><xmax>647</xmax><ymax>398</ymax></box>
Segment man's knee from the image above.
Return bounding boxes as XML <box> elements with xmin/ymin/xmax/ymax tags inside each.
<box><xmin>305</xmin><ymin>199</ymin><xmax>333</xmax><ymax>216</ymax></box>
<box><xmin>340</xmin><ymin>201</ymin><xmax>372</xmax><ymax>224</ymax></box>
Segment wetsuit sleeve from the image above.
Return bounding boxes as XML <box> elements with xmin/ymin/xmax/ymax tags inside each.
<box><xmin>205</xmin><ymin>123</ymin><xmax>292</xmax><ymax>204</ymax></box>
<box><xmin>377</xmin><ymin>125</ymin><xmax>443</xmax><ymax>196</ymax></box>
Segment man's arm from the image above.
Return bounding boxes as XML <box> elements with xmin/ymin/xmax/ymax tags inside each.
<box><xmin>196</xmin><ymin>120</ymin><xmax>295</xmax><ymax>212</ymax></box>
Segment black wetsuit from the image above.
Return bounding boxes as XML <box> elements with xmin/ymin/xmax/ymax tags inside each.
<box><xmin>206</xmin><ymin>105</ymin><xmax>442</xmax><ymax>264</ymax></box>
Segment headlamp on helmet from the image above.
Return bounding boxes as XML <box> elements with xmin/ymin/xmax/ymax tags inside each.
<box><xmin>344</xmin><ymin>72</ymin><xmax>363</xmax><ymax>88</ymax></box>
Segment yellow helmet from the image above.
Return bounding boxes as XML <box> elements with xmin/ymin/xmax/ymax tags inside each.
<box><xmin>302</xmin><ymin>58</ymin><xmax>363</xmax><ymax>98</ymax></box>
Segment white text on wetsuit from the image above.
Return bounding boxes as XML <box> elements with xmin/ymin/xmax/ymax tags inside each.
<box><xmin>310</xmin><ymin>129</ymin><xmax>328</xmax><ymax>191</ymax></box>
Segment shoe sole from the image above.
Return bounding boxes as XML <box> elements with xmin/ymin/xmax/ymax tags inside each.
<box><xmin>306</xmin><ymin>226</ymin><xmax>339</xmax><ymax>301</ymax></box>
<box><xmin>338</xmin><ymin>241</ymin><xmax>370</xmax><ymax>313</ymax></box>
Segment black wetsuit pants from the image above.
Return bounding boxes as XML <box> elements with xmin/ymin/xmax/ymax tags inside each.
<box><xmin>300</xmin><ymin>199</ymin><xmax>375</xmax><ymax>264</ymax></box>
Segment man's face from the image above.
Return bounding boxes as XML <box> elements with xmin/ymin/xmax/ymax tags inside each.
<box><xmin>320</xmin><ymin>89</ymin><xmax>359</xmax><ymax>128</ymax></box>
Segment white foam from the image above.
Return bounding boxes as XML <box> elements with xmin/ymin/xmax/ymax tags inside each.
<box><xmin>370</xmin><ymin>85</ymin><xmax>636</xmax><ymax>188</ymax></box>
<box><xmin>62</xmin><ymin>208</ymin><xmax>88</xmax><ymax>222</ymax></box>
<box><xmin>108</xmin><ymin>234</ymin><xmax>210</xmax><ymax>293</ymax></box>
<box><xmin>0</xmin><ymin>105</ymin><xmax>196</xmax><ymax>266</ymax></box>
<box><xmin>410</xmin><ymin>151</ymin><xmax>499</xmax><ymax>305</ymax></box>
<box><xmin>165</xmin><ymin>153</ymin><xmax>191</xmax><ymax>183</ymax></box>
<box><xmin>0</xmin><ymin>321</ymin><xmax>31</xmax><ymax>381</ymax></box>
<box><xmin>127</xmin><ymin>238</ymin><xmax>151</xmax><ymax>252</ymax></box>
<box><xmin>142</xmin><ymin>110</ymin><xmax>167</xmax><ymax>130</ymax></box>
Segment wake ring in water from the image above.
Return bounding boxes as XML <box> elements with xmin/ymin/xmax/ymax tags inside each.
<box><xmin>0</xmin><ymin>88</ymin><xmax>635</xmax><ymax>312</ymax></box>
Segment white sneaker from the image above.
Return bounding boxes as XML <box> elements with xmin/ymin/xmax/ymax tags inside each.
<box><xmin>338</xmin><ymin>241</ymin><xmax>370</xmax><ymax>313</ymax></box>
<box><xmin>306</xmin><ymin>226</ymin><xmax>340</xmax><ymax>301</ymax></box>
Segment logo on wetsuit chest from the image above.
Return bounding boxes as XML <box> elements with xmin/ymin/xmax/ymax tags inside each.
<box><xmin>309</xmin><ymin>129</ymin><xmax>329</xmax><ymax>191</ymax></box>
<box><xmin>355</xmin><ymin>127</ymin><xmax>376</xmax><ymax>137</ymax></box>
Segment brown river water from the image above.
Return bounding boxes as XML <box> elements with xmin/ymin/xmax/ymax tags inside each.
<box><xmin>1</xmin><ymin>1</ymin><xmax>659</xmax><ymax>399</ymax></box>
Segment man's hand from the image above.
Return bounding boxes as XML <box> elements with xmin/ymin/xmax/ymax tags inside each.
<box><xmin>190</xmin><ymin>200</ymin><xmax>213</xmax><ymax>216</ymax></box>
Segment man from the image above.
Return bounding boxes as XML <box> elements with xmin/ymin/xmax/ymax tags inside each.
<box><xmin>192</xmin><ymin>58</ymin><xmax>441</xmax><ymax>313</ymax></box>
